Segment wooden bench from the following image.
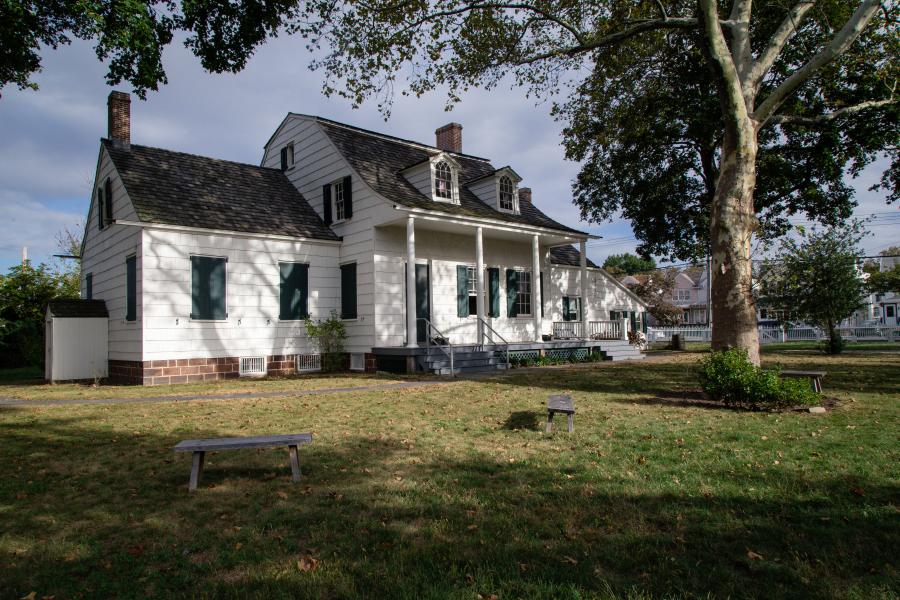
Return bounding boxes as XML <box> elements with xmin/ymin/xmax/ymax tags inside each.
<box><xmin>173</xmin><ymin>433</ymin><xmax>313</xmax><ymax>492</ymax></box>
<box><xmin>546</xmin><ymin>395</ymin><xmax>575</xmax><ymax>433</ymax></box>
<box><xmin>780</xmin><ymin>370</ymin><xmax>826</xmax><ymax>393</ymax></box>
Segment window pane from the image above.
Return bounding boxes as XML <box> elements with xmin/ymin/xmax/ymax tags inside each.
<box><xmin>334</xmin><ymin>181</ymin><xmax>345</xmax><ymax>221</ymax></box>
<box><xmin>516</xmin><ymin>270</ymin><xmax>531</xmax><ymax>316</ymax></box>
<box><xmin>435</xmin><ymin>161</ymin><xmax>453</xmax><ymax>200</ymax></box>
<box><xmin>499</xmin><ymin>176</ymin><xmax>514</xmax><ymax>210</ymax></box>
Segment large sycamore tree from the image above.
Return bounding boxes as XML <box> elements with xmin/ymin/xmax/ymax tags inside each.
<box><xmin>3</xmin><ymin>0</ymin><xmax>897</xmax><ymax>364</ymax></box>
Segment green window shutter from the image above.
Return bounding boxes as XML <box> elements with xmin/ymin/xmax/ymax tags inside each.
<box><xmin>641</xmin><ymin>311</ymin><xmax>648</xmax><ymax>333</ymax></box>
<box><xmin>280</xmin><ymin>147</ymin><xmax>288</xmax><ymax>170</ymax></box>
<box><xmin>488</xmin><ymin>267</ymin><xmax>500</xmax><ymax>317</ymax></box>
<box><xmin>341</xmin><ymin>263</ymin><xmax>357</xmax><ymax>319</ymax></box>
<box><xmin>540</xmin><ymin>271</ymin><xmax>544</xmax><ymax>318</ymax></box>
<box><xmin>104</xmin><ymin>178</ymin><xmax>113</xmax><ymax>223</ymax></box>
<box><xmin>192</xmin><ymin>256</ymin><xmax>226</xmax><ymax>320</ymax></box>
<box><xmin>280</xmin><ymin>263</ymin><xmax>309</xmax><ymax>320</ymax></box>
<box><xmin>630</xmin><ymin>311</ymin><xmax>638</xmax><ymax>333</ymax></box>
<box><xmin>322</xmin><ymin>184</ymin><xmax>332</xmax><ymax>225</ymax></box>
<box><xmin>562</xmin><ymin>296</ymin><xmax>570</xmax><ymax>321</ymax></box>
<box><xmin>506</xmin><ymin>269</ymin><xmax>518</xmax><ymax>317</ymax></box>
<box><xmin>97</xmin><ymin>187</ymin><xmax>105</xmax><ymax>231</ymax></box>
<box><xmin>456</xmin><ymin>265</ymin><xmax>469</xmax><ymax>317</ymax></box>
<box><xmin>85</xmin><ymin>273</ymin><xmax>92</xmax><ymax>300</ymax></box>
<box><xmin>610</xmin><ymin>310</ymin><xmax>618</xmax><ymax>321</ymax></box>
<box><xmin>125</xmin><ymin>256</ymin><xmax>136</xmax><ymax>321</ymax></box>
<box><xmin>343</xmin><ymin>175</ymin><xmax>353</xmax><ymax>219</ymax></box>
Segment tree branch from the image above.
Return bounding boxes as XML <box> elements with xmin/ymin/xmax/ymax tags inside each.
<box><xmin>699</xmin><ymin>0</ymin><xmax>752</xmax><ymax>134</ymax></box>
<box><xmin>748</xmin><ymin>1</ymin><xmax>816</xmax><ymax>92</ymax></box>
<box><xmin>515</xmin><ymin>17</ymin><xmax>697</xmax><ymax>65</ymax></box>
<box><xmin>768</xmin><ymin>97</ymin><xmax>897</xmax><ymax>125</ymax></box>
<box><xmin>729</xmin><ymin>0</ymin><xmax>754</xmax><ymax>83</ymax></box>
<box><xmin>753</xmin><ymin>0</ymin><xmax>882</xmax><ymax>124</ymax></box>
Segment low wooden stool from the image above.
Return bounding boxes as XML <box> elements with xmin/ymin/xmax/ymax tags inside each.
<box><xmin>546</xmin><ymin>395</ymin><xmax>575</xmax><ymax>433</ymax></box>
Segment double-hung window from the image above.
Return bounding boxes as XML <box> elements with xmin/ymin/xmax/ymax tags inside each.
<box><xmin>333</xmin><ymin>179</ymin><xmax>346</xmax><ymax>222</ymax></box>
<box><xmin>516</xmin><ymin>270</ymin><xmax>532</xmax><ymax>316</ymax></box>
<box><xmin>562</xmin><ymin>296</ymin><xmax>581</xmax><ymax>321</ymax></box>
<box><xmin>676</xmin><ymin>289</ymin><xmax>690</xmax><ymax>302</ymax></box>
<box><xmin>498</xmin><ymin>176</ymin><xmax>515</xmax><ymax>211</ymax></box>
<box><xmin>191</xmin><ymin>256</ymin><xmax>227</xmax><ymax>320</ymax></box>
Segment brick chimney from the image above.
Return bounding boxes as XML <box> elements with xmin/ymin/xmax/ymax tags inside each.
<box><xmin>435</xmin><ymin>123</ymin><xmax>462</xmax><ymax>153</ymax></box>
<box><xmin>518</xmin><ymin>187</ymin><xmax>532</xmax><ymax>204</ymax></box>
<box><xmin>108</xmin><ymin>91</ymin><xmax>131</xmax><ymax>148</ymax></box>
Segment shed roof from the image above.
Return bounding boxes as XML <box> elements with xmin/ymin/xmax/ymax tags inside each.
<box><xmin>47</xmin><ymin>299</ymin><xmax>109</xmax><ymax>318</ymax></box>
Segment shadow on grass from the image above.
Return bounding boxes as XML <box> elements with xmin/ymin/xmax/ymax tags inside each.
<box><xmin>502</xmin><ymin>410</ymin><xmax>543</xmax><ymax>431</ymax></box>
<box><xmin>0</xmin><ymin>414</ymin><xmax>897</xmax><ymax>599</ymax></box>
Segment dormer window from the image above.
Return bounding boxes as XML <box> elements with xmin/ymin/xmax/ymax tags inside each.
<box><xmin>434</xmin><ymin>161</ymin><xmax>454</xmax><ymax>200</ymax></box>
<box><xmin>498</xmin><ymin>176</ymin><xmax>515</xmax><ymax>211</ymax></box>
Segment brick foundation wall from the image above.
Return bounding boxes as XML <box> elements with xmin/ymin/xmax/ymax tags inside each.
<box><xmin>106</xmin><ymin>353</ymin><xmax>375</xmax><ymax>385</ymax></box>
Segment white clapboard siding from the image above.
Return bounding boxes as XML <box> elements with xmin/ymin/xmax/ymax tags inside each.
<box><xmin>402</xmin><ymin>162</ymin><xmax>433</xmax><ymax>198</ymax></box>
<box><xmin>467</xmin><ymin>177</ymin><xmax>498</xmax><ymax>210</ymax></box>
<box><xmin>140</xmin><ymin>228</ymin><xmax>341</xmax><ymax>361</ymax></box>
<box><xmin>80</xmin><ymin>147</ymin><xmax>143</xmax><ymax>361</ymax></box>
<box><xmin>546</xmin><ymin>265</ymin><xmax>646</xmax><ymax>322</ymax></box>
<box><xmin>261</xmin><ymin>116</ymin><xmax>383</xmax><ymax>353</ymax></box>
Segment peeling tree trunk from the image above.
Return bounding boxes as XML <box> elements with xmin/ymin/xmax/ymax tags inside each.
<box><xmin>710</xmin><ymin>120</ymin><xmax>761</xmax><ymax>365</ymax></box>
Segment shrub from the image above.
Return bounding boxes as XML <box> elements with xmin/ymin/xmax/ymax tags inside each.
<box><xmin>697</xmin><ymin>348</ymin><xmax>819</xmax><ymax>409</ymax></box>
<box><xmin>305</xmin><ymin>311</ymin><xmax>347</xmax><ymax>372</ymax></box>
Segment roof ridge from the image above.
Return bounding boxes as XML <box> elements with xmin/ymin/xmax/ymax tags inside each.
<box><xmin>291</xmin><ymin>114</ymin><xmax>493</xmax><ymax>162</ymax></box>
<box><xmin>102</xmin><ymin>139</ymin><xmax>281</xmax><ymax>173</ymax></box>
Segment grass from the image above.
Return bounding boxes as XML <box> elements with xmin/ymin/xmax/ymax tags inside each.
<box><xmin>0</xmin><ymin>350</ymin><xmax>897</xmax><ymax>599</ymax></box>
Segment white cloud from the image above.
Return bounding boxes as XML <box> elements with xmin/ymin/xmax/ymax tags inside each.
<box><xmin>0</xmin><ymin>192</ymin><xmax>84</xmax><ymax>268</ymax></box>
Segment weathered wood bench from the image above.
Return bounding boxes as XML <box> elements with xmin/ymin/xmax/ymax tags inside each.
<box><xmin>173</xmin><ymin>433</ymin><xmax>313</xmax><ymax>492</ymax></box>
<box><xmin>546</xmin><ymin>395</ymin><xmax>575</xmax><ymax>433</ymax></box>
<box><xmin>780</xmin><ymin>370</ymin><xmax>826</xmax><ymax>393</ymax></box>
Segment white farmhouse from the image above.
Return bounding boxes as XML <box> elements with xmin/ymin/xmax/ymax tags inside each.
<box><xmin>79</xmin><ymin>92</ymin><xmax>647</xmax><ymax>384</ymax></box>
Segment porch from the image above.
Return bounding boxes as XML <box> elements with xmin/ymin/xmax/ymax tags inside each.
<box><xmin>372</xmin><ymin>319</ymin><xmax>642</xmax><ymax>375</ymax></box>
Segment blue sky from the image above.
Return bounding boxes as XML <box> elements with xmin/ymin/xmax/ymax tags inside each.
<box><xmin>0</xmin><ymin>36</ymin><xmax>896</xmax><ymax>273</ymax></box>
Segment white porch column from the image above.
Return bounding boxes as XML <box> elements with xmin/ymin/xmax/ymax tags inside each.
<box><xmin>532</xmin><ymin>234</ymin><xmax>542</xmax><ymax>342</ymax></box>
<box><xmin>475</xmin><ymin>226</ymin><xmax>485</xmax><ymax>344</ymax></box>
<box><xmin>580</xmin><ymin>239</ymin><xmax>589</xmax><ymax>339</ymax></box>
<box><xmin>406</xmin><ymin>216</ymin><xmax>417</xmax><ymax>348</ymax></box>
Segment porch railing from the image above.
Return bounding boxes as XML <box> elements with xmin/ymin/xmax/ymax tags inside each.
<box><xmin>418</xmin><ymin>318</ymin><xmax>454</xmax><ymax>376</ymax></box>
<box><xmin>479</xmin><ymin>318</ymin><xmax>510</xmax><ymax>370</ymax></box>
<box><xmin>552</xmin><ymin>321</ymin><xmax>584</xmax><ymax>339</ymax></box>
<box><xmin>588</xmin><ymin>320</ymin><xmax>621</xmax><ymax>340</ymax></box>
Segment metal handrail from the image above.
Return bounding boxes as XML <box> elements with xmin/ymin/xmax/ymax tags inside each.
<box><xmin>479</xmin><ymin>317</ymin><xmax>510</xmax><ymax>369</ymax></box>
<box><xmin>417</xmin><ymin>317</ymin><xmax>455</xmax><ymax>376</ymax></box>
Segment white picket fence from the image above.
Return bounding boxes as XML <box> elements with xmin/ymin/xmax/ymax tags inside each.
<box><xmin>648</xmin><ymin>325</ymin><xmax>900</xmax><ymax>344</ymax></box>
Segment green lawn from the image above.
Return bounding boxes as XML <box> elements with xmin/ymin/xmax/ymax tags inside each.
<box><xmin>1</xmin><ymin>351</ymin><xmax>897</xmax><ymax>599</ymax></box>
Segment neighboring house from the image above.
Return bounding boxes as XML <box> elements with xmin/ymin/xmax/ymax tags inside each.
<box><xmin>671</xmin><ymin>267</ymin><xmax>710</xmax><ymax>325</ymax></box>
<box><xmin>78</xmin><ymin>92</ymin><xmax>647</xmax><ymax>384</ymax></box>
<box><xmin>864</xmin><ymin>255</ymin><xmax>900</xmax><ymax>326</ymax></box>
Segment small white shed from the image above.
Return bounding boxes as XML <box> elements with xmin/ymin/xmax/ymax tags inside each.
<box><xmin>45</xmin><ymin>300</ymin><xmax>109</xmax><ymax>382</ymax></box>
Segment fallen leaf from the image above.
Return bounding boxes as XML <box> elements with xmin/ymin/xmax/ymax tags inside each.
<box><xmin>297</xmin><ymin>556</ymin><xmax>319</xmax><ymax>572</ymax></box>
<box><xmin>275</xmin><ymin>491</ymin><xmax>288</xmax><ymax>499</ymax></box>
<box><xmin>234</xmin><ymin>543</ymin><xmax>243</xmax><ymax>551</ymax></box>
<box><xmin>850</xmin><ymin>487</ymin><xmax>865</xmax><ymax>497</ymax></box>
<box><xmin>467</xmin><ymin>524</ymin><xmax>478</xmax><ymax>530</ymax></box>
<box><xmin>562</xmin><ymin>555</ymin><xmax>578</xmax><ymax>565</ymax></box>
<box><xmin>20</xmin><ymin>593</ymin><xmax>36</xmax><ymax>600</ymax></box>
<box><xmin>746</xmin><ymin>549</ymin><xmax>764</xmax><ymax>561</ymax></box>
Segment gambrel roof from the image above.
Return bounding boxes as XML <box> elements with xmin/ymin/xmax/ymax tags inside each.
<box><xmin>298</xmin><ymin>116</ymin><xmax>586</xmax><ymax>235</ymax></box>
<box><xmin>102</xmin><ymin>140</ymin><xmax>338</xmax><ymax>241</ymax></box>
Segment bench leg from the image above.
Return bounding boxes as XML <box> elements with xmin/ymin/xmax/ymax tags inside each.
<box><xmin>813</xmin><ymin>378</ymin><xmax>822</xmax><ymax>393</ymax></box>
<box><xmin>288</xmin><ymin>445</ymin><xmax>302</xmax><ymax>482</ymax></box>
<box><xmin>546</xmin><ymin>411</ymin><xmax>554</xmax><ymax>433</ymax></box>
<box><xmin>189</xmin><ymin>451</ymin><xmax>205</xmax><ymax>492</ymax></box>
<box><xmin>567</xmin><ymin>413</ymin><xmax>574</xmax><ymax>433</ymax></box>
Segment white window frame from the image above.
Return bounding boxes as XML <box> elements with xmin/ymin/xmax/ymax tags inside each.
<box><xmin>331</xmin><ymin>179</ymin><xmax>346</xmax><ymax>223</ymax></box>
<box><xmin>675</xmin><ymin>289</ymin><xmax>691</xmax><ymax>302</ymax></box>
<box><xmin>497</xmin><ymin>175</ymin><xmax>518</xmax><ymax>213</ymax></box>
<box><xmin>430</xmin><ymin>159</ymin><xmax>459</xmax><ymax>204</ymax></box>
<box><xmin>285</xmin><ymin>143</ymin><xmax>295</xmax><ymax>169</ymax></box>
<box><xmin>466</xmin><ymin>265</ymin><xmax>488</xmax><ymax>318</ymax></box>
<box><xmin>515</xmin><ymin>269</ymin><xmax>532</xmax><ymax>317</ymax></box>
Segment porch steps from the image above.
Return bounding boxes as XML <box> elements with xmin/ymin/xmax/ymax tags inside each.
<box><xmin>593</xmin><ymin>340</ymin><xmax>645</xmax><ymax>361</ymax></box>
<box><xmin>418</xmin><ymin>349</ymin><xmax>510</xmax><ymax>376</ymax></box>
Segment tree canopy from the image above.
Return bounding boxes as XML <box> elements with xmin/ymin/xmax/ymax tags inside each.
<box><xmin>602</xmin><ymin>253</ymin><xmax>657</xmax><ymax>275</ymax></box>
<box><xmin>758</xmin><ymin>224</ymin><xmax>868</xmax><ymax>353</ymax></box>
